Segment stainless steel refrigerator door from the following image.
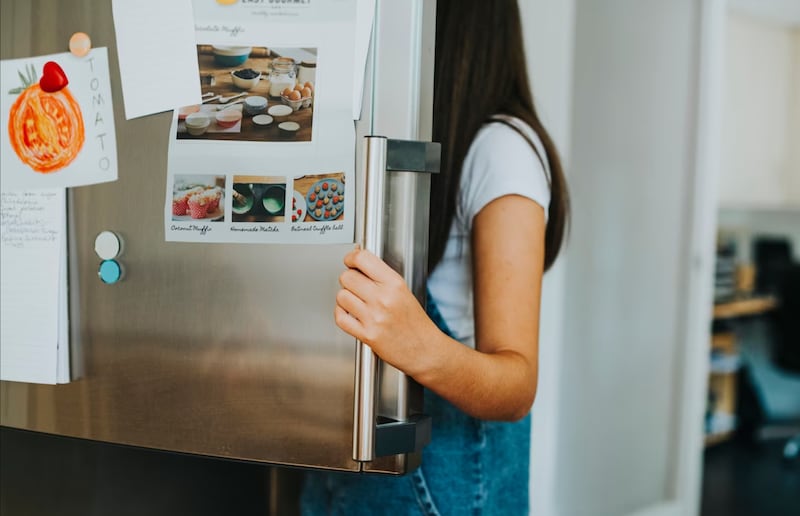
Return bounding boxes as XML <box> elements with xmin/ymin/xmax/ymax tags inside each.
<box><xmin>0</xmin><ymin>0</ymin><xmax>435</xmax><ymax>474</ymax></box>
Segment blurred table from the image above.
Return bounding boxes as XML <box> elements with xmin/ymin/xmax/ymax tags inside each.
<box><xmin>713</xmin><ymin>295</ymin><xmax>778</xmax><ymax>320</ymax></box>
<box><xmin>706</xmin><ymin>294</ymin><xmax>779</xmax><ymax>446</ymax></box>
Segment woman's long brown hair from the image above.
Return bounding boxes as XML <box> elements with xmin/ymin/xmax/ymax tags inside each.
<box><xmin>430</xmin><ymin>0</ymin><xmax>569</xmax><ymax>272</ymax></box>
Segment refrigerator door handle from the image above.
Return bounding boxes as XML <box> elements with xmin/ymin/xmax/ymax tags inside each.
<box><xmin>353</xmin><ymin>137</ymin><xmax>441</xmax><ymax>463</ymax></box>
<box><xmin>353</xmin><ymin>136</ymin><xmax>388</xmax><ymax>462</ymax></box>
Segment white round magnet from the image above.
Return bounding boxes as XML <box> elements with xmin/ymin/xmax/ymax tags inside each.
<box><xmin>94</xmin><ymin>231</ymin><xmax>122</xmax><ymax>260</ymax></box>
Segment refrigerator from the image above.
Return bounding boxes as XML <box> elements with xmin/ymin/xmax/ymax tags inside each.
<box><xmin>0</xmin><ymin>0</ymin><xmax>438</xmax><ymax>500</ymax></box>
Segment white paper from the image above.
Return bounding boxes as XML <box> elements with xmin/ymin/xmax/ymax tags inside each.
<box><xmin>164</xmin><ymin>1</ymin><xmax>358</xmax><ymax>245</ymax></box>
<box><xmin>1</xmin><ymin>189</ymin><xmax>68</xmax><ymax>384</ymax></box>
<box><xmin>56</xmin><ymin>210</ymin><xmax>70</xmax><ymax>384</ymax></box>
<box><xmin>353</xmin><ymin>0</ymin><xmax>376</xmax><ymax>120</ymax></box>
<box><xmin>0</xmin><ymin>49</ymin><xmax>118</xmax><ymax>191</ymax></box>
<box><xmin>112</xmin><ymin>0</ymin><xmax>201</xmax><ymax>119</ymax></box>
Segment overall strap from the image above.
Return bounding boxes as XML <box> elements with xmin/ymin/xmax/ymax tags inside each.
<box><xmin>425</xmin><ymin>287</ymin><xmax>456</xmax><ymax>339</ymax></box>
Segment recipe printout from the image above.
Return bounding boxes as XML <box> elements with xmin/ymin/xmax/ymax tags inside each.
<box><xmin>164</xmin><ymin>0</ymin><xmax>358</xmax><ymax>245</ymax></box>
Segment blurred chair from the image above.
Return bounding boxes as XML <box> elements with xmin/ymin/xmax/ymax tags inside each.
<box><xmin>753</xmin><ymin>237</ymin><xmax>792</xmax><ymax>295</ymax></box>
<box><xmin>735</xmin><ymin>262</ymin><xmax>800</xmax><ymax>460</ymax></box>
<box><xmin>773</xmin><ymin>264</ymin><xmax>800</xmax><ymax>459</ymax></box>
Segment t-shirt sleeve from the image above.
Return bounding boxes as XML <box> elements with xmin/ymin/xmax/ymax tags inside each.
<box><xmin>458</xmin><ymin>123</ymin><xmax>551</xmax><ymax>231</ymax></box>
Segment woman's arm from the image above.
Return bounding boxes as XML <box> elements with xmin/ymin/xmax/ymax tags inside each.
<box><xmin>335</xmin><ymin>194</ymin><xmax>545</xmax><ymax>421</ymax></box>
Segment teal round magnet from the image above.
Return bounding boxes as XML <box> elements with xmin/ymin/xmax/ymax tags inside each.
<box><xmin>98</xmin><ymin>259</ymin><xmax>123</xmax><ymax>284</ymax></box>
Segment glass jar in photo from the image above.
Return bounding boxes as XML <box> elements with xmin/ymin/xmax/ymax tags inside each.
<box><xmin>269</xmin><ymin>57</ymin><xmax>297</xmax><ymax>97</ymax></box>
<box><xmin>298</xmin><ymin>59</ymin><xmax>316</xmax><ymax>86</ymax></box>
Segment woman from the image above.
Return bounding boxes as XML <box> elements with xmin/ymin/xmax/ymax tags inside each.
<box><xmin>302</xmin><ymin>0</ymin><xmax>569</xmax><ymax>513</ymax></box>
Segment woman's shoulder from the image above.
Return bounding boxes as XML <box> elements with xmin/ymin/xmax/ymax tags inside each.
<box><xmin>464</xmin><ymin>116</ymin><xmax>548</xmax><ymax>179</ymax></box>
<box><xmin>457</xmin><ymin>115</ymin><xmax>552</xmax><ymax>227</ymax></box>
<box><xmin>468</xmin><ymin>116</ymin><xmax>547</xmax><ymax>171</ymax></box>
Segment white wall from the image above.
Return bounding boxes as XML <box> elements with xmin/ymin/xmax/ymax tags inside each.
<box><xmin>789</xmin><ymin>30</ymin><xmax>800</xmax><ymax>201</ymax></box>
<box><xmin>719</xmin><ymin>13</ymin><xmax>799</xmax><ymax>207</ymax></box>
<box><xmin>523</xmin><ymin>2</ymin><xmax>719</xmax><ymax>515</ymax></box>
<box><xmin>518</xmin><ymin>2</ymin><xmax>575</xmax><ymax>515</ymax></box>
<box><xmin>553</xmin><ymin>0</ymin><xmax>710</xmax><ymax>515</ymax></box>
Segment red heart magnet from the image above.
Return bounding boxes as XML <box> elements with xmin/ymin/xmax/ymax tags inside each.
<box><xmin>39</xmin><ymin>61</ymin><xmax>69</xmax><ymax>93</ymax></box>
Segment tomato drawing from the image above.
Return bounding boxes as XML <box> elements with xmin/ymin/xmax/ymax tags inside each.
<box><xmin>7</xmin><ymin>61</ymin><xmax>85</xmax><ymax>174</ymax></box>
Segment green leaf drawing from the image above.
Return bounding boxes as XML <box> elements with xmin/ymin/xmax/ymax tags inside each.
<box><xmin>8</xmin><ymin>62</ymin><xmax>38</xmax><ymax>95</ymax></box>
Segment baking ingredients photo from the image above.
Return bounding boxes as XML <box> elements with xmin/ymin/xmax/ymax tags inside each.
<box><xmin>175</xmin><ymin>45</ymin><xmax>317</xmax><ymax>143</ymax></box>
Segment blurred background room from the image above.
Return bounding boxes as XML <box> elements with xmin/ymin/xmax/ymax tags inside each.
<box><xmin>525</xmin><ymin>0</ymin><xmax>800</xmax><ymax>515</ymax></box>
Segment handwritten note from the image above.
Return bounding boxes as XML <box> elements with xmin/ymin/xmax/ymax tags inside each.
<box><xmin>1</xmin><ymin>189</ymin><xmax>69</xmax><ymax>384</ymax></box>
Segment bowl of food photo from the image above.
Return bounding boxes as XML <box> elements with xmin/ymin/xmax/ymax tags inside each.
<box><xmin>261</xmin><ymin>185</ymin><xmax>286</xmax><ymax>215</ymax></box>
<box><xmin>215</xmin><ymin>108</ymin><xmax>243</xmax><ymax>129</ymax></box>
<box><xmin>244</xmin><ymin>96</ymin><xmax>268</xmax><ymax>115</ymax></box>
<box><xmin>212</xmin><ymin>46</ymin><xmax>252</xmax><ymax>67</ymax></box>
<box><xmin>184</xmin><ymin>112</ymin><xmax>211</xmax><ymax>136</ymax></box>
<box><xmin>231</xmin><ymin>68</ymin><xmax>261</xmax><ymax>90</ymax></box>
<box><xmin>178</xmin><ymin>104</ymin><xmax>200</xmax><ymax>120</ymax></box>
<box><xmin>278</xmin><ymin>121</ymin><xmax>300</xmax><ymax>137</ymax></box>
<box><xmin>267</xmin><ymin>104</ymin><xmax>293</xmax><ymax>123</ymax></box>
<box><xmin>252</xmin><ymin>114</ymin><xmax>273</xmax><ymax>128</ymax></box>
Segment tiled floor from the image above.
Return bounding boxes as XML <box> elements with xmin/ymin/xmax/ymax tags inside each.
<box><xmin>702</xmin><ymin>439</ymin><xmax>800</xmax><ymax>516</ymax></box>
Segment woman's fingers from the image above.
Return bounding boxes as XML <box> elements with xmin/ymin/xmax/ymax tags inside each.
<box><xmin>339</xmin><ymin>268</ymin><xmax>378</xmax><ymax>301</ymax></box>
<box><xmin>335</xmin><ymin>287</ymin><xmax>367</xmax><ymax>322</ymax></box>
<box><xmin>334</xmin><ymin>305</ymin><xmax>365</xmax><ymax>341</ymax></box>
<box><xmin>344</xmin><ymin>248</ymin><xmax>399</xmax><ymax>285</ymax></box>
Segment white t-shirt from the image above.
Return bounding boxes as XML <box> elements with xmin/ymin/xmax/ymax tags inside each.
<box><xmin>426</xmin><ymin>117</ymin><xmax>551</xmax><ymax>348</ymax></box>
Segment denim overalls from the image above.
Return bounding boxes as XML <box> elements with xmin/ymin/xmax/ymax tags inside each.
<box><xmin>301</xmin><ymin>291</ymin><xmax>531</xmax><ymax>515</ymax></box>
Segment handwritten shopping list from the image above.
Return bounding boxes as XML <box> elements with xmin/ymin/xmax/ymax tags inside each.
<box><xmin>0</xmin><ymin>48</ymin><xmax>117</xmax><ymax>190</ymax></box>
<box><xmin>0</xmin><ymin>189</ymin><xmax>68</xmax><ymax>384</ymax></box>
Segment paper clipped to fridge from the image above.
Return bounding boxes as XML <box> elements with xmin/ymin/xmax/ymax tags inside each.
<box><xmin>0</xmin><ymin>48</ymin><xmax>118</xmax><ymax>191</ymax></box>
<box><xmin>0</xmin><ymin>189</ymin><xmax>70</xmax><ymax>384</ymax></box>
<box><xmin>111</xmin><ymin>0</ymin><xmax>202</xmax><ymax>119</ymax></box>
<box><xmin>164</xmin><ymin>0</ymin><xmax>359</xmax><ymax>245</ymax></box>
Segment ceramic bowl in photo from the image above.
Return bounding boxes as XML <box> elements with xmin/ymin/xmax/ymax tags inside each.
<box><xmin>278</xmin><ymin>121</ymin><xmax>300</xmax><ymax>137</ymax></box>
<box><xmin>184</xmin><ymin>112</ymin><xmax>211</xmax><ymax>136</ymax></box>
<box><xmin>262</xmin><ymin>185</ymin><xmax>286</xmax><ymax>215</ymax></box>
<box><xmin>231</xmin><ymin>69</ymin><xmax>262</xmax><ymax>90</ymax></box>
<box><xmin>267</xmin><ymin>104</ymin><xmax>293</xmax><ymax>123</ymax></box>
<box><xmin>212</xmin><ymin>46</ymin><xmax>252</xmax><ymax>67</ymax></box>
<box><xmin>244</xmin><ymin>96</ymin><xmax>268</xmax><ymax>115</ymax></box>
<box><xmin>215</xmin><ymin>109</ymin><xmax>242</xmax><ymax>128</ymax></box>
<box><xmin>178</xmin><ymin>105</ymin><xmax>200</xmax><ymax>120</ymax></box>
<box><xmin>252</xmin><ymin>114</ymin><xmax>273</xmax><ymax>127</ymax></box>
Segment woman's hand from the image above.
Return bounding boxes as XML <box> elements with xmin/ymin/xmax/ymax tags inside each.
<box><xmin>334</xmin><ymin>247</ymin><xmax>440</xmax><ymax>378</ymax></box>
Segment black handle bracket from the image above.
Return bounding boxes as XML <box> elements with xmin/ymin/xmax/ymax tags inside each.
<box><xmin>374</xmin><ymin>414</ymin><xmax>432</xmax><ymax>457</ymax></box>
